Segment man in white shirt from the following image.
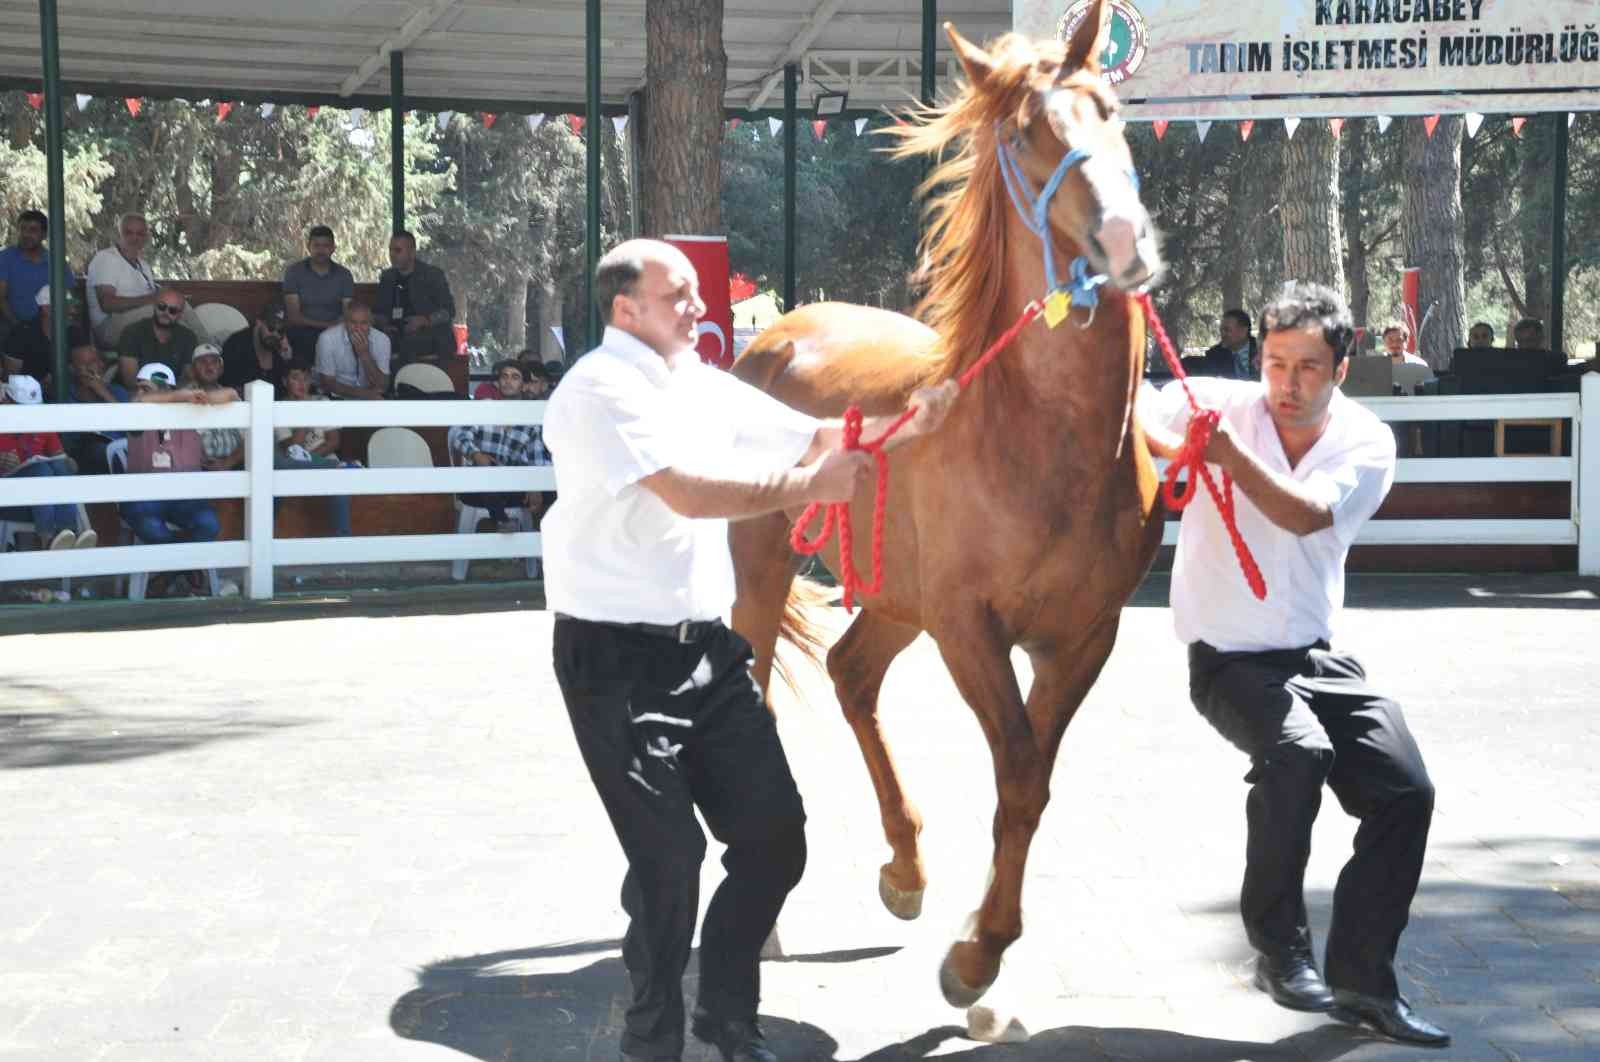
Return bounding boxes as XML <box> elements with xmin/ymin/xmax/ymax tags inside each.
<box><xmin>85</xmin><ymin>213</ymin><xmax>161</xmax><ymax>349</ymax></box>
<box><xmin>314</xmin><ymin>302</ymin><xmax>391</xmax><ymax>399</ymax></box>
<box><xmin>543</xmin><ymin>239</ymin><xmax>955</xmax><ymax>1062</ymax></box>
<box><xmin>1144</xmin><ymin>282</ymin><xmax>1447</xmax><ymax>1048</ymax></box>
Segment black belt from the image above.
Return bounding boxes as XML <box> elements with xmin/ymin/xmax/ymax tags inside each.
<box><xmin>555</xmin><ymin>613</ymin><xmax>722</xmax><ymax>644</ymax></box>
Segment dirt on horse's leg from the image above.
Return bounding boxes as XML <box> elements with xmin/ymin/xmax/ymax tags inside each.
<box><xmin>729</xmin><ymin>512</ymin><xmax>800</xmax><ymax>697</ymax></box>
<box><xmin>828</xmin><ymin>608</ymin><xmax>925</xmax><ymax>919</ymax></box>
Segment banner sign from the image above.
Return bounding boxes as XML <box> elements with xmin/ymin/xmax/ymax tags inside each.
<box><xmin>1013</xmin><ymin>1</ymin><xmax>1600</xmax><ymax>119</ymax></box>
<box><xmin>664</xmin><ymin>234</ymin><xmax>735</xmax><ymax>370</ymax></box>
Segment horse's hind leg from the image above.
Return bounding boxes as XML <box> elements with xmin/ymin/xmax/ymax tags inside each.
<box><xmin>828</xmin><ymin>608</ymin><xmax>925</xmax><ymax>919</ymax></box>
<box><xmin>730</xmin><ymin>511</ymin><xmax>800</xmax><ymax>697</ymax></box>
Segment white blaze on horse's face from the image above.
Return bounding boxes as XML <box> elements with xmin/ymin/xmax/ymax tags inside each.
<box><xmin>1042</xmin><ymin>87</ymin><xmax>1162</xmax><ymax>292</ymax></box>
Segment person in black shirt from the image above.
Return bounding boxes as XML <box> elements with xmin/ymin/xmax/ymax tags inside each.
<box><xmin>220</xmin><ymin>302</ymin><xmax>293</xmax><ymax>396</ymax></box>
<box><xmin>4</xmin><ymin>285</ymin><xmax>82</xmax><ymax>389</ymax></box>
<box><xmin>375</xmin><ymin>230</ymin><xmax>457</xmax><ymax>368</ymax></box>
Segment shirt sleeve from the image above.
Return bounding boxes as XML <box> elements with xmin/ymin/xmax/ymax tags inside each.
<box><xmin>282</xmin><ymin>264</ymin><xmax>302</xmax><ymax>298</ymax></box>
<box><xmin>313</xmin><ymin>329</ymin><xmax>335</xmax><ymax>377</ymax></box>
<box><xmin>448</xmin><ymin>424</ymin><xmax>480</xmax><ymax>459</ymax></box>
<box><xmin>370</xmin><ymin>331</ymin><xmax>392</xmax><ymax>374</ymax></box>
<box><xmin>338</xmin><ymin>268</ymin><xmax>355</xmax><ymax>301</ymax></box>
<box><xmin>86</xmin><ymin>251</ymin><xmax>110</xmax><ymax>291</ymax></box>
<box><xmin>547</xmin><ymin>373</ymin><xmax>676</xmax><ymax>498</ymax></box>
<box><xmin>1302</xmin><ymin>424</ymin><xmax>1397</xmax><ymax>549</ymax></box>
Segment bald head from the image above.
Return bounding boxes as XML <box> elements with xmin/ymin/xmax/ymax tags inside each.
<box><xmin>594</xmin><ymin>239</ymin><xmax>696</xmax><ymax>326</ymax></box>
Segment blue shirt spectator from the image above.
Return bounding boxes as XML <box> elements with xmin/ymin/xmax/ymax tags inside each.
<box><xmin>0</xmin><ymin>210</ymin><xmax>74</xmax><ymax>327</ymax></box>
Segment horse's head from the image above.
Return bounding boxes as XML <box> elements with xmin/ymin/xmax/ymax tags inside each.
<box><xmin>949</xmin><ymin>3</ymin><xmax>1161</xmax><ymax>292</ymax></box>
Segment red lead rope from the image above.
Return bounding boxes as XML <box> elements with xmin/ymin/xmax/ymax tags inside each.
<box><xmin>1135</xmin><ymin>292</ymin><xmax>1267</xmax><ymax>601</ymax></box>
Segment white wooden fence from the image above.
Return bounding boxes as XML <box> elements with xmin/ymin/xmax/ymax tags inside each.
<box><xmin>3</xmin><ymin>376</ymin><xmax>1598</xmax><ymax>600</ymax></box>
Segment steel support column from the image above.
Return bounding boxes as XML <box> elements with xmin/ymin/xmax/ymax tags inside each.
<box><xmin>584</xmin><ymin>0</ymin><xmax>602</xmax><ymax>348</ymax></box>
<box><xmin>922</xmin><ymin>0</ymin><xmax>937</xmax><ymax>106</ymax></box>
<box><xmin>1551</xmin><ymin>112</ymin><xmax>1570</xmax><ymax>357</ymax></box>
<box><xmin>783</xmin><ymin>64</ymin><xmax>798</xmax><ymax>312</ymax></box>
<box><xmin>38</xmin><ymin>0</ymin><xmax>68</xmax><ymax>400</ymax></box>
<box><xmin>390</xmin><ymin>51</ymin><xmax>405</xmax><ymax>234</ymax></box>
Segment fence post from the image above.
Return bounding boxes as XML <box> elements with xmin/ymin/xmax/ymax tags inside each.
<box><xmin>1580</xmin><ymin>373</ymin><xmax>1599</xmax><ymax>577</ymax></box>
<box><xmin>244</xmin><ymin>381</ymin><xmax>276</xmax><ymax>599</ymax></box>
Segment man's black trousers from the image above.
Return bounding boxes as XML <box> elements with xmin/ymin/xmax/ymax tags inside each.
<box><xmin>553</xmin><ymin>617</ymin><xmax>807</xmax><ymax>1059</ymax></box>
<box><xmin>1187</xmin><ymin>641</ymin><xmax>1435</xmax><ymax>1000</ymax></box>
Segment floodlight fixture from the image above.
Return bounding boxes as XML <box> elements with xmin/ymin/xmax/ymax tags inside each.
<box><xmin>813</xmin><ymin>91</ymin><xmax>848</xmax><ymax>117</ymax></box>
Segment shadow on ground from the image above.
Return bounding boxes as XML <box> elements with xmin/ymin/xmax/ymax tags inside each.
<box><xmin>389</xmin><ymin>940</ymin><xmax>1374</xmax><ymax>1061</ymax></box>
<box><xmin>0</xmin><ymin>678</ymin><xmax>317</xmax><ymax>769</ymax></box>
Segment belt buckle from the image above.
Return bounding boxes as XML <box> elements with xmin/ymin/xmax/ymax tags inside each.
<box><xmin>676</xmin><ymin>620</ymin><xmax>694</xmax><ymax>644</ymax></box>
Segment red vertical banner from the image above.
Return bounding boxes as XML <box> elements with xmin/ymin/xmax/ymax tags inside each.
<box><xmin>665</xmin><ymin>234</ymin><xmax>734</xmax><ymax>369</ymax></box>
<box><xmin>1400</xmin><ymin>267</ymin><xmax>1421</xmax><ymax>354</ymax></box>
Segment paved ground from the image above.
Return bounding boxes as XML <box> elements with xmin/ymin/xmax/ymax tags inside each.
<box><xmin>1</xmin><ymin>574</ymin><xmax>1597</xmax><ymax>1062</ymax></box>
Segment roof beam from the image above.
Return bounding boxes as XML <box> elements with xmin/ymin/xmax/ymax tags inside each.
<box><xmin>339</xmin><ymin>0</ymin><xmax>463</xmax><ymax>97</ymax></box>
<box><xmin>747</xmin><ymin>0</ymin><xmax>847</xmax><ymax>109</ymax></box>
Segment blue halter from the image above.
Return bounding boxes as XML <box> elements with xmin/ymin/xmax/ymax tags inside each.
<box><xmin>995</xmin><ymin>123</ymin><xmax>1128</xmax><ymax>313</ymax></box>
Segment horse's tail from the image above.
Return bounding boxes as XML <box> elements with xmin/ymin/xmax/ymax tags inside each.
<box><xmin>772</xmin><ymin>576</ymin><xmax>833</xmax><ymax>702</ymax></box>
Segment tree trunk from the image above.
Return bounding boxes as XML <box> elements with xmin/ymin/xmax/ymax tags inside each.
<box><xmin>1280</xmin><ymin>121</ymin><xmax>1346</xmax><ymax>297</ymax></box>
<box><xmin>1218</xmin><ymin>153</ymin><xmax>1249</xmax><ymax>314</ymax></box>
<box><xmin>1401</xmin><ymin>115</ymin><xmax>1466</xmax><ymax>369</ymax></box>
<box><xmin>1342</xmin><ymin>119</ymin><xmax>1371</xmax><ymax>330</ymax></box>
<box><xmin>538</xmin><ymin>281</ymin><xmax>564</xmax><ymax>361</ymax></box>
<box><xmin>1517</xmin><ymin>116</ymin><xmax>1556</xmax><ymax>329</ymax></box>
<box><xmin>505</xmin><ymin>278</ymin><xmax>529</xmax><ymax>353</ymax></box>
<box><xmin>601</xmin><ymin>119</ymin><xmax>631</xmax><ymax>236</ymax></box>
<box><xmin>642</xmin><ymin>0</ymin><xmax>725</xmax><ymax>236</ymax></box>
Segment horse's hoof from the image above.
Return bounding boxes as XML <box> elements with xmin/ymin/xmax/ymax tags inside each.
<box><xmin>760</xmin><ymin>926</ymin><xmax>784</xmax><ymax>959</ymax></box>
<box><xmin>966</xmin><ymin>1004</ymin><xmax>1029</xmax><ymax>1044</ymax></box>
<box><xmin>878</xmin><ymin>867</ymin><xmax>924</xmax><ymax>920</ymax></box>
<box><xmin>938</xmin><ymin>943</ymin><xmax>995</xmax><ymax>1008</ymax></box>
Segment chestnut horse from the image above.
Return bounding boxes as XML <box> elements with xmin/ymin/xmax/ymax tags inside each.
<box><xmin>728</xmin><ymin>4</ymin><xmax>1166</xmax><ymax>1009</ymax></box>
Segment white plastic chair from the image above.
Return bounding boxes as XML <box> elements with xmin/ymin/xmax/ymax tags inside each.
<box><xmin>105</xmin><ymin>437</ymin><xmax>222</xmax><ymax>600</ymax></box>
<box><xmin>450</xmin><ymin>471</ymin><xmax>539</xmax><ymax>583</ymax></box>
<box><xmin>366</xmin><ymin>427</ymin><xmax>435</xmax><ymax>468</ymax></box>
<box><xmin>1391</xmin><ymin>362</ymin><xmax>1435</xmax><ymax>395</ymax></box>
<box><xmin>394</xmin><ymin>362</ymin><xmax>455</xmax><ymax>395</ymax></box>
<box><xmin>192</xmin><ymin>302</ymin><xmax>249</xmax><ymax>345</ymax></box>
<box><xmin>0</xmin><ymin>496</ymin><xmax>91</xmax><ymax>594</ymax></box>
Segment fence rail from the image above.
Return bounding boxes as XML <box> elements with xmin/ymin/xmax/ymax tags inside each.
<box><xmin>3</xmin><ymin>377</ymin><xmax>1597</xmax><ymax>598</ymax></box>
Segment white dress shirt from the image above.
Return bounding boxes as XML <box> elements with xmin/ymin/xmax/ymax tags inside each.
<box><xmin>542</xmin><ymin>327</ymin><xmax>821</xmax><ymax>625</ymax></box>
<box><xmin>84</xmin><ymin>246</ymin><xmax>158</xmax><ymax>330</ymax></box>
<box><xmin>1146</xmin><ymin>378</ymin><xmax>1396</xmax><ymax>653</ymax></box>
<box><xmin>314</xmin><ymin>325</ymin><xmax>392</xmax><ymax>389</ymax></box>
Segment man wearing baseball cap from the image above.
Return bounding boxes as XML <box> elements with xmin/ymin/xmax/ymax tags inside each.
<box><xmin>190</xmin><ymin>344</ymin><xmax>245</xmax><ymax>471</ymax></box>
<box><xmin>0</xmin><ymin>373</ymin><xmax>97</xmax><ymax>551</ymax></box>
<box><xmin>220</xmin><ymin>301</ymin><xmax>292</xmax><ymax>395</ymax></box>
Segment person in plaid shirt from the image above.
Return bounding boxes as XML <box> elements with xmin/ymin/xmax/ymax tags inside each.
<box><xmin>447</xmin><ymin>403</ymin><xmax>549</xmax><ymax>532</ymax></box>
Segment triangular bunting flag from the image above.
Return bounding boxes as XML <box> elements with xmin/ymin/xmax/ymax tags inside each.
<box><xmin>75</xmin><ymin>94</ymin><xmax>91</xmax><ymax>112</ymax></box>
<box><xmin>568</xmin><ymin>114</ymin><xmax>585</xmax><ymax>135</ymax></box>
<box><xmin>306</xmin><ymin>106</ymin><xmax>320</xmax><ymax>119</ymax></box>
<box><xmin>769</xmin><ymin>117</ymin><xmax>783</xmax><ymax>137</ymax></box>
<box><xmin>550</xmin><ymin>326</ymin><xmax>565</xmax><ymax>352</ymax></box>
<box><xmin>216</xmin><ymin>102</ymin><xmax>233</xmax><ymax>122</ymax></box>
<box><xmin>1284</xmin><ymin>117</ymin><xmax>1302</xmax><ymax>139</ymax></box>
<box><xmin>1376</xmin><ymin>114</ymin><xmax>1392</xmax><ymax>134</ymax></box>
<box><xmin>481</xmin><ymin>113</ymin><xmax>497</xmax><ymax>128</ymax></box>
<box><xmin>1328</xmin><ymin>118</ymin><xmax>1344</xmax><ymax>138</ymax></box>
<box><xmin>729</xmin><ymin>117</ymin><xmax>742</xmax><ymax>131</ymax></box>
<box><xmin>1511</xmin><ymin>116</ymin><xmax>1527</xmax><ymax>137</ymax></box>
<box><xmin>1465</xmin><ymin>112</ymin><xmax>1484</xmax><ymax>137</ymax></box>
<box><xmin>125</xmin><ymin>98</ymin><xmax>142</xmax><ymax>117</ymax></box>
<box><xmin>1423</xmin><ymin>114</ymin><xmax>1440</xmax><ymax>138</ymax></box>
<box><xmin>1195</xmin><ymin>120</ymin><xmax>1212</xmax><ymax>143</ymax></box>
<box><xmin>811</xmin><ymin>119</ymin><xmax>827</xmax><ymax>141</ymax></box>
<box><xmin>613</xmin><ymin>115</ymin><xmax>628</xmax><ymax>135</ymax></box>
<box><xmin>1569</xmin><ymin>113</ymin><xmax>1576</xmax><ymax>128</ymax></box>
<box><xmin>527</xmin><ymin>113</ymin><xmax>545</xmax><ymax>132</ymax></box>
<box><xmin>1152</xmin><ymin>119</ymin><xmax>1169</xmax><ymax>141</ymax></box>
<box><xmin>854</xmin><ymin>117</ymin><xmax>868</xmax><ymax>136</ymax></box>
<box><xmin>436</xmin><ymin>111</ymin><xmax>453</xmax><ymax>131</ymax></box>
<box><xmin>26</xmin><ymin>93</ymin><xmax>42</xmax><ymax>110</ymax></box>
<box><xmin>351</xmin><ymin>108</ymin><xmax>366</xmax><ymax>124</ymax></box>
<box><xmin>260</xmin><ymin>103</ymin><xmax>275</xmax><ymax>119</ymax></box>
<box><xmin>1239</xmin><ymin>119</ymin><xmax>1255</xmax><ymax>142</ymax></box>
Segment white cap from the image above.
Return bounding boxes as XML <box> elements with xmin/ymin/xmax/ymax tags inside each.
<box><xmin>34</xmin><ymin>285</ymin><xmax>51</xmax><ymax>307</ymax></box>
<box><xmin>3</xmin><ymin>374</ymin><xmax>43</xmax><ymax>404</ymax></box>
<box><xmin>136</xmin><ymin>362</ymin><xmax>177</xmax><ymax>387</ymax></box>
<box><xmin>192</xmin><ymin>342</ymin><xmax>222</xmax><ymax>361</ymax></box>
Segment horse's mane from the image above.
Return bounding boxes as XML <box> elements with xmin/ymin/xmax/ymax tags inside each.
<box><xmin>885</xmin><ymin>33</ymin><xmax>1071</xmax><ymax>384</ymax></box>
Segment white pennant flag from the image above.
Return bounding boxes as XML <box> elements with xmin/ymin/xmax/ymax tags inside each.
<box><xmin>527</xmin><ymin>113</ymin><xmax>545</xmax><ymax>132</ymax></box>
<box><xmin>1570</xmin><ymin>112</ymin><xmax>1577</xmax><ymax>128</ymax></box>
<box><xmin>1465</xmin><ymin>112</ymin><xmax>1484</xmax><ymax>137</ymax></box>
<box><xmin>854</xmin><ymin>117</ymin><xmax>868</xmax><ymax>136</ymax></box>
<box><xmin>260</xmin><ymin>103</ymin><xmax>275</xmax><ymax>119</ymax></box>
<box><xmin>1376</xmin><ymin>114</ymin><xmax>1393</xmax><ymax>134</ymax></box>
<box><xmin>1284</xmin><ymin>117</ymin><xmax>1301</xmax><ymax>140</ymax></box>
<box><xmin>550</xmin><ymin>326</ymin><xmax>565</xmax><ymax>352</ymax></box>
<box><xmin>75</xmin><ymin>93</ymin><xmax>92</xmax><ymax>111</ymax></box>
<box><xmin>612</xmin><ymin>115</ymin><xmax>628</xmax><ymax>135</ymax></box>
<box><xmin>351</xmin><ymin>107</ymin><xmax>366</xmax><ymax>123</ymax></box>
<box><xmin>769</xmin><ymin>117</ymin><xmax>783</xmax><ymax>137</ymax></box>
<box><xmin>436</xmin><ymin>111</ymin><xmax>454</xmax><ymax>131</ymax></box>
<box><xmin>1195</xmin><ymin>120</ymin><xmax>1212</xmax><ymax>143</ymax></box>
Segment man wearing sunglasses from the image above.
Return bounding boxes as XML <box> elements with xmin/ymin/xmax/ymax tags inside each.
<box><xmin>220</xmin><ymin>302</ymin><xmax>293</xmax><ymax>395</ymax></box>
<box><xmin>116</xmin><ymin>287</ymin><xmax>198</xmax><ymax>390</ymax></box>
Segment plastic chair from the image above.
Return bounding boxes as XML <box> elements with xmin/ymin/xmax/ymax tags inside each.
<box><xmin>105</xmin><ymin>437</ymin><xmax>222</xmax><ymax>600</ymax></box>
<box><xmin>0</xmin><ymin>497</ymin><xmax>91</xmax><ymax>594</ymax></box>
<box><xmin>449</xmin><ymin>449</ymin><xmax>539</xmax><ymax>582</ymax></box>
<box><xmin>366</xmin><ymin>427</ymin><xmax>434</xmax><ymax>468</ymax></box>
<box><xmin>394</xmin><ymin>362</ymin><xmax>455</xmax><ymax>395</ymax></box>
<box><xmin>1391</xmin><ymin>362</ymin><xmax>1435</xmax><ymax>395</ymax></box>
<box><xmin>192</xmin><ymin>303</ymin><xmax>248</xmax><ymax>345</ymax></box>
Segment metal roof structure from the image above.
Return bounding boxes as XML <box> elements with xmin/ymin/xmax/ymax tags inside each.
<box><xmin>0</xmin><ymin>0</ymin><xmax>1013</xmax><ymax>112</ymax></box>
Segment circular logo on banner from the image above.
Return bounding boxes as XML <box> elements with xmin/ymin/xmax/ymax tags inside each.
<box><xmin>1058</xmin><ymin>1</ymin><xmax>1149</xmax><ymax>86</ymax></box>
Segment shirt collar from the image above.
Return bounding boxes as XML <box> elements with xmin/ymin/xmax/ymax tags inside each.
<box><xmin>602</xmin><ymin>326</ymin><xmax>680</xmax><ymax>386</ymax></box>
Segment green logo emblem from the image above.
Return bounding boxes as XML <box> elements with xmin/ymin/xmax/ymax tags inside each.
<box><xmin>1058</xmin><ymin>1</ymin><xmax>1149</xmax><ymax>86</ymax></box>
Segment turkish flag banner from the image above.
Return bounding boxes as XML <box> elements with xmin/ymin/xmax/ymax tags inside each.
<box><xmin>665</xmin><ymin>234</ymin><xmax>734</xmax><ymax>370</ymax></box>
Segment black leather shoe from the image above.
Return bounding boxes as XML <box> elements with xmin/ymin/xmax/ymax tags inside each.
<box><xmin>690</xmin><ymin>1009</ymin><xmax>778</xmax><ymax>1062</ymax></box>
<box><xmin>1332</xmin><ymin>989</ymin><xmax>1451</xmax><ymax>1047</ymax></box>
<box><xmin>1253</xmin><ymin>950</ymin><xmax>1335</xmax><ymax>1012</ymax></box>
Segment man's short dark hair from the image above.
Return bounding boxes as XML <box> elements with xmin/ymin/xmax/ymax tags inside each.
<box><xmin>492</xmin><ymin>358</ymin><xmax>525</xmax><ymax>379</ymax></box>
<box><xmin>1470</xmin><ymin>321</ymin><xmax>1495</xmax><ymax>339</ymax></box>
<box><xmin>285</xmin><ymin>358</ymin><xmax>315</xmax><ymax>377</ymax></box>
<box><xmin>1514</xmin><ymin>316</ymin><xmax>1545</xmax><ymax>337</ymax></box>
<box><xmin>391</xmin><ymin>229</ymin><xmax>417</xmax><ymax>248</ymax></box>
<box><xmin>307</xmin><ymin>224</ymin><xmax>335</xmax><ymax>242</ymax></box>
<box><xmin>1259</xmin><ymin>282</ymin><xmax>1356</xmax><ymax>365</ymax></box>
<box><xmin>594</xmin><ymin>244</ymin><xmax>648</xmax><ymax>326</ymax></box>
<box><xmin>1221</xmin><ymin>308</ymin><xmax>1251</xmax><ymax>333</ymax></box>
<box><xmin>18</xmin><ymin>209</ymin><xmax>47</xmax><ymax>230</ymax></box>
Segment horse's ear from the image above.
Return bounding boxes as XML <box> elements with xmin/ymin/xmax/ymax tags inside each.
<box><xmin>1064</xmin><ymin>0</ymin><xmax>1110</xmax><ymax>73</ymax></box>
<box><xmin>945</xmin><ymin>22</ymin><xmax>996</xmax><ymax>90</ymax></box>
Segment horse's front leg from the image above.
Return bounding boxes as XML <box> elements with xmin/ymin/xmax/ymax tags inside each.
<box><xmin>929</xmin><ymin>610</ymin><xmax>1041</xmax><ymax>1008</ymax></box>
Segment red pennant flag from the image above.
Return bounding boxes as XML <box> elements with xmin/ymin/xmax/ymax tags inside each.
<box><xmin>26</xmin><ymin>93</ymin><xmax>42</xmax><ymax>110</ymax></box>
<box><xmin>125</xmin><ymin>97</ymin><xmax>142</xmax><ymax>117</ymax></box>
<box><xmin>1329</xmin><ymin>118</ymin><xmax>1345</xmax><ymax>138</ymax></box>
<box><xmin>811</xmin><ymin>118</ymin><xmax>827</xmax><ymax>141</ymax></box>
<box><xmin>307</xmin><ymin>106</ymin><xmax>320</xmax><ymax>118</ymax></box>
<box><xmin>482</xmin><ymin>112</ymin><xmax>497</xmax><ymax>129</ymax></box>
<box><xmin>568</xmin><ymin>114</ymin><xmax>585</xmax><ymax>135</ymax></box>
<box><xmin>1239</xmin><ymin>119</ymin><xmax>1255</xmax><ymax>142</ymax></box>
<box><xmin>1423</xmin><ymin>114</ymin><xmax>1440</xmax><ymax>139</ymax></box>
<box><xmin>216</xmin><ymin>102</ymin><xmax>233</xmax><ymax>122</ymax></box>
<box><xmin>729</xmin><ymin>117</ymin><xmax>742</xmax><ymax>131</ymax></box>
<box><xmin>1152</xmin><ymin>119</ymin><xmax>1169</xmax><ymax>141</ymax></box>
<box><xmin>1511</xmin><ymin>116</ymin><xmax>1527</xmax><ymax>137</ymax></box>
